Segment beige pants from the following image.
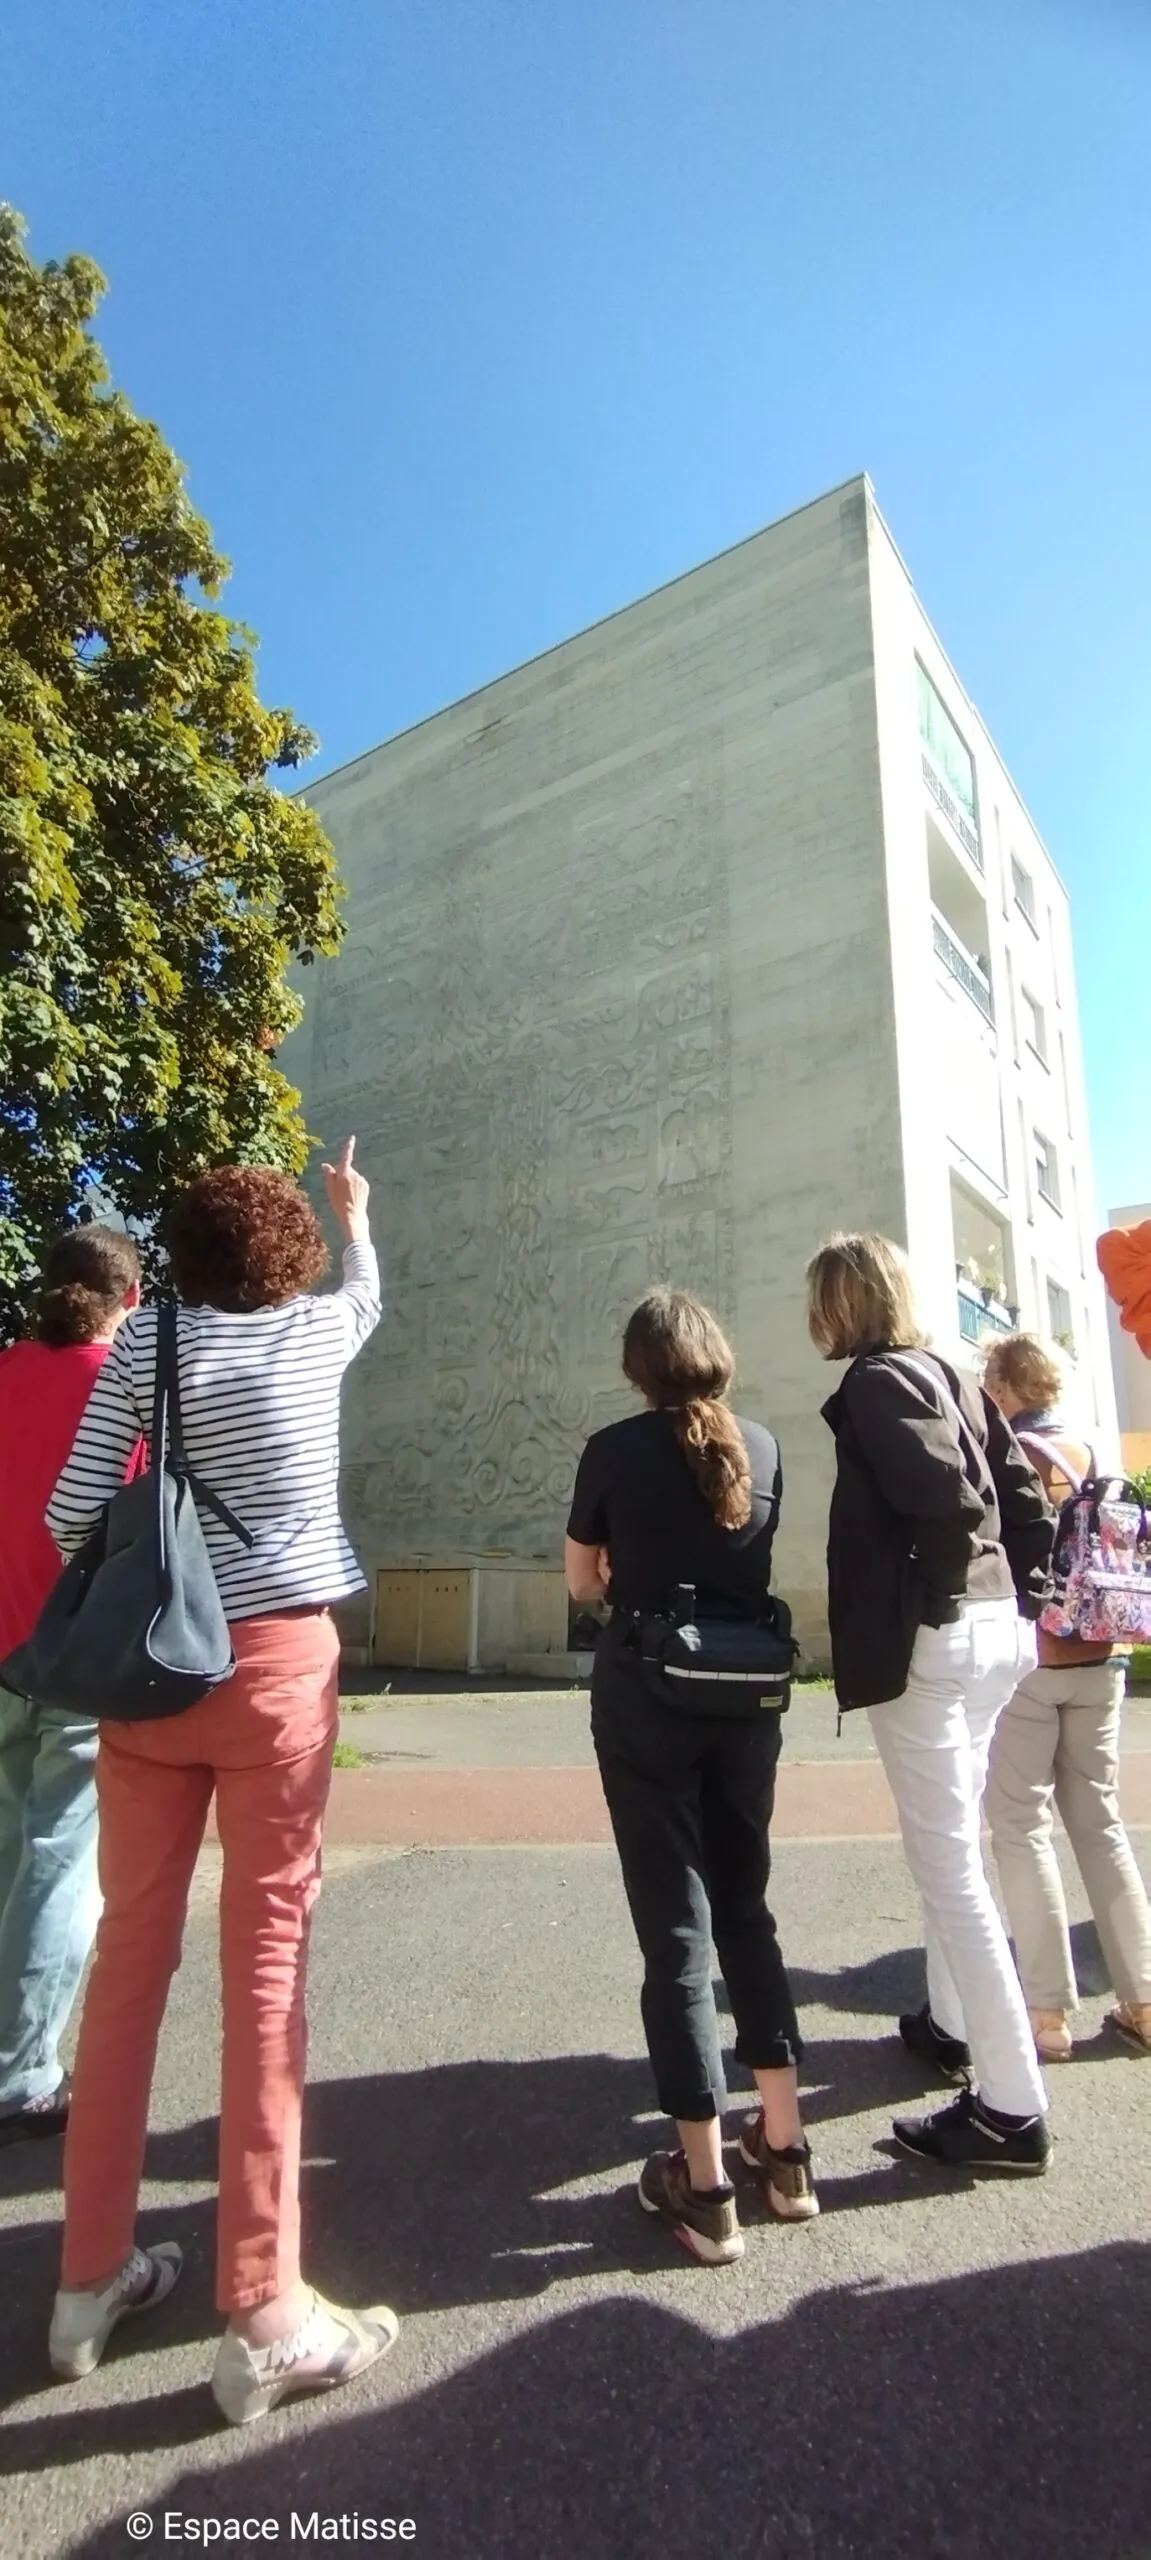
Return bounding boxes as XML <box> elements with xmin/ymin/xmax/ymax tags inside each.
<box><xmin>984</xmin><ymin>1663</ymin><xmax>1151</xmax><ymax>2013</ymax></box>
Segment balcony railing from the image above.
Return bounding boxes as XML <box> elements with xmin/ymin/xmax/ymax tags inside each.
<box><xmin>923</xmin><ymin>753</ymin><xmax>984</xmax><ymax>872</ymax></box>
<box><xmin>932</xmin><ymin>909</ymin><xmax>994</xmax><ymax>1024</ymax></box>
<box><xmin>958</xmin><ymin>1290</ymin><xmax>1013</xmax><ymax>1344</ymax></box>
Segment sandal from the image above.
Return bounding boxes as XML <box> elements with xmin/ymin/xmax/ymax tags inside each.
<box><xmin>1029</xmin><ymin>2009</ymin><xmax>1073</xmax><ymax>2063</ymax></box>
<box><xmin>212</xmin><ymin>2289</ymin><xmax>399</xmax><ymax>2427</ymax></box>
<box><xmin>1106</xmin><ymin>2001</ymin><xmax>1151</xmax><ymax>2055</ymax></box>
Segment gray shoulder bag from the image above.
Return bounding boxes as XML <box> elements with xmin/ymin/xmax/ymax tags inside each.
<box><xmin>1</xmin><ymin>1303</ymin><xmax>252</xmax><ymax>1721</ymax></box>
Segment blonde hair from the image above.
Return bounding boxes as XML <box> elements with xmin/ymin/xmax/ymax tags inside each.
<box><xmin>806</xmin><ymin>1232</ymin><xmax>924</xmax><ymax>1361</ymax></box>
<box><xmin>982</xmin><ymin>1332</ymin><xmax>1062</xmax><ymax>1412</ymax></box>
<box><xmin>622</xmin><ymin>1290</ymin><xmax>752</xmax><ymax>1531</ymax></box>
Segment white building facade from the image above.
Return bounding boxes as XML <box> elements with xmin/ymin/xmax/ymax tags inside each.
<box><xmin>285</xmin><ymin>477</ymin><xmax>1115</xmax><ymax>1665</ymax></box>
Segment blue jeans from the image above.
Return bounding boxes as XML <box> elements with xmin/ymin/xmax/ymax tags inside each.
<box><xmin>0</xmin><ymin>1691</ymin><xmax>100</xmax><ymax>2108</ymax></box>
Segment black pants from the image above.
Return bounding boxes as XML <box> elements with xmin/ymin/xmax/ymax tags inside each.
<box><xmin>592</xmin><ymin>1638</ymin><xmax>802</xmax><ymax>2123</ymax></box>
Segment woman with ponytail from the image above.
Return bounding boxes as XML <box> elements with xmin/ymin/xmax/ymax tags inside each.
<box><xmin>565</xmin><ymin>1289</ymin><xmax>814</xmax><ymax>2264</ymax></box>
<box><xmin>0</xmin><ymin>1226</ymin><xmax>141</xmax><ymax>2146</ymax></box>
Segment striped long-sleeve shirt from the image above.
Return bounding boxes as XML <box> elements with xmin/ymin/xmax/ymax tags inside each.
<box><xmin>47</xmin><ymin>1239</ymin><xmax>381</xmax><ymax>1622</ymax></box>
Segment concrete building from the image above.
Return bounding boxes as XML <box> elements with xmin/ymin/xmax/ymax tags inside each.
<box><xmin>1106</xmin><ymin>1205</ymin><xmax>1151</xmax><ymax>1475</ymax></box>
<box><xmin>283</xmin><ymin>475</ymin><xmax>1116</xmax><ymax>1668</ymax></box>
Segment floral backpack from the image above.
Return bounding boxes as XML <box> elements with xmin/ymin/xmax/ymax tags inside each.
<box><xmin>1018</xmin><ymin>1434</ymin><xmax>1151</xmax><ymax>1645</ymax></box>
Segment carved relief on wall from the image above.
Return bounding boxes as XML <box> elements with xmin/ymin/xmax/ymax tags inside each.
<box><xmin>309</xmin><ymin>733</ymin><xmax>734</xmax><ymax>1557</ymax></box>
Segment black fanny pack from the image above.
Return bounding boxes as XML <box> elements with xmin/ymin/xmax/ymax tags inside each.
<box><xmin>621</xmin><ymin>1584</ymin><xmax>798</xmax><ymax>1717</ymax></box>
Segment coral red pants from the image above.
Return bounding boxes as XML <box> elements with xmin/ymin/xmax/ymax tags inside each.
<box><xmin>61</xmin><ymin>1610</ymin><xmax>339</xmax><ymax>2310</ymax></box>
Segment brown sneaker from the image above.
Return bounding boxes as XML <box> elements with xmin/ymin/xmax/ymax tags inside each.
<box><xmin>738</xmin><ymin>2116</ymin><xmax>820</xmax><ymax>2220</ymax></box>
<box><xmin>1106</xmin><ymin>2001</ymin><xmax>1151</xmax><ymax>2055</ymax></box>
<box><xmin>637</xmin><ymin>2150</ymin><xmax>744</xmax><ymax>2264</ymax></box>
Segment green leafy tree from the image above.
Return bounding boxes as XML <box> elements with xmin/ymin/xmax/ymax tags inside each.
<box><xmin>0</xmin><ymin>205</ymin><xmax>342</xmax><ymax>1335</ymax></box>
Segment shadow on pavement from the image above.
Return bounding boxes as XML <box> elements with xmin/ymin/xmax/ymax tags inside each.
<box><xmin>51</xmin><ymin>2240</ymin><xmax>1151</xmax><ymax>2560</ymax></box>
<box><xmin>0</xmin><ymin>2023</ymin><xmax>984</xmax><ymax>2455</ymax></box>
<box><xmin>0</xmin><ymin>2030</ymin><xmax>953</xmax><ymax>2369</ymax></box>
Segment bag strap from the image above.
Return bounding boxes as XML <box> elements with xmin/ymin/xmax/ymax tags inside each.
<box><xmin>1016</xmin><ymin>1429</ymin><xmax>1088</xmax><ymax>1499</ymax></box>
<box><xmin>892</xmin><ymin>1352</ymin><xmax>980</xmax><ymax>1458</ymax></box>
<box><xmin>154</xmin><ymin>1302</ymin><xmax>254</xmax><ymax>1551</ymax></box>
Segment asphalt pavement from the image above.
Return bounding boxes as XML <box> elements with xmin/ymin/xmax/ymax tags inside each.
<box><xmin>1</xmin><ymin>1825</ymin><xmax>1148</xmax><ymax>2560</ymax></box>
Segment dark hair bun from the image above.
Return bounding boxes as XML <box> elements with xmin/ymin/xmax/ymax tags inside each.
<box><xmin>38</xmin><ymin>1281</ymin><xmax>105</xmax><ymax>1348</ymax></box>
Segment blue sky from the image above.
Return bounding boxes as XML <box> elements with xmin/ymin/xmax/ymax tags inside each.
<box><xmin>4</xmin><ymin>0</ymin><xmax>1149</xmax><ymax>1211</ymax></box>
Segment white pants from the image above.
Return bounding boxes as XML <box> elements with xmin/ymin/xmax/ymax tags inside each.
<box><xmin>984</xmin><ymin>1662</ymin><xmax>1151</xmax><ymax>2013</ymax></box>
<box><xmin>868</xmin><ymin>1599</ymin><xmax>1048</xmax><ymax>2121</ymax></box>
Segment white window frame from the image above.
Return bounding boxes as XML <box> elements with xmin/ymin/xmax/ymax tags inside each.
<box><xmin>1011</xmin><ymin>854</ymin><xmax>1037</xmax><ymax>930</ymax></box>
<box><xmin>1034</xmin><ymin>1129</ymin><xmax>1061</xmax><ymax>1213</ymax></box>
<box><xmin>1021</xmin><ymin>987</ymin><xmax>1048</xmax><ymax>1066</ymax></box>
<box><xmin>1046</xmin><ymin>1278</ymin><xmax>1076</xmax><ymax>1355</ymax></box>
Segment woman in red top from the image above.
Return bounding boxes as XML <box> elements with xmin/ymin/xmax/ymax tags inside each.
<box><xmin>0</xmin><ymin>1226</ymin><xmax>141</xmax><ymax>2143</ymax></box>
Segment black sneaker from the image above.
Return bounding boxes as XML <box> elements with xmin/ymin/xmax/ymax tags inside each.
<box><xmin>637</xmin><ymin>2149</ymin><xmax>744</xmax><ymax>2263</ymax></box>
<box><xmin>899</xmin><ymin>2004</ymin><xmax>972</xmax><ymax>2087</ymax></box>
<box><xmin>892</xmin><ymin>2089</ymin><xmax>1052</xmax><ymax>2176</ymax></box>
<box><xmin>0</xmin><ymin>2076</ymin><xmax>70</xmax><ymax>2148</ymax></box>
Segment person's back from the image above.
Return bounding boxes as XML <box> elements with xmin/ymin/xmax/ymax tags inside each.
<box><xmin>572</xmin><ymin>1405</ymin><xmax>780</xmax><ymax>1618</ymax></box>
<box><xmin>982</xmin><ymin>1333</ymin><xmax>1151</xmax><ymax>2063</ymax></box>
<box><xmin>46</xmin><ymin>1149</ymin><xmax>403</xmax><ymax>2429</ymax></box>
<box><xmin>47</xmin><ymin>1177</ymin><xmax>378</xmax><ymax>1621</ymax></box>
<box><xmin>0</xmin><ymin>1337</ymin><xmax>122</xmax><ymax>1663</ymax></box>
<box><xmin>0</xmin><ymin>1226</ymin><xmax>141</xmax><ymax>2147</ymax></box>
<box><xmin>565</xmin><ymin>1287</ymin><xmax>814</xmax><ymax>2262</ymax></box>
<box><xmin>808</xmin><ymin>1233</ymin><xmax>1055</xmax><ymax>2178</ymax></box>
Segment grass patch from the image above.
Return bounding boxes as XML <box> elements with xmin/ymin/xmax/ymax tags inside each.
<box><xmin>331</xmin><ymin>1738</ymin><xmax>367</xmax><ymax>1771</ymax></box>
<box><xmin>1128</xmin><ymin>1648</ymin><xmax>1151</xmax><ymax>1691</ymax></box>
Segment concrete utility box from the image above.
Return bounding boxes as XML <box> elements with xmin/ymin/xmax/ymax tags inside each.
<box><xmin>373</xmin><ymin>1562</ymin><xmax>568</xmax><ymax>1674</ymax></box>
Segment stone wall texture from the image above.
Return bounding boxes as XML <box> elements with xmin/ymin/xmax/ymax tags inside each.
<box><xmin>286</xmin><ymin>477</ymin><xmax>905</xmax><ymax>1651</ymax></box>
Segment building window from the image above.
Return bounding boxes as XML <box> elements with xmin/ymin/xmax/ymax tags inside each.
<box><xmin>1046</xmin><ymin>1278</ymin><xmax>1074</xmax><ymax>1352</ymax></box>
<box><xmin>1034</xmin><ymin>1130</ymin><xmax>1061</xmax><ymax>1212</ymax></box>
<box><xmin>1058</xmin><ymin>1030</ymin><xmax>1075</xmax><ymax>1134</ymax></box>
<box><xmin>917</xmin><ymin>664</ymin><xmax>978</xmax><ymax>824</ymax></box>
<box><xmin>1021</xmin><ymin>988</ymin><xmax>1047</xmax><ymax>1064</ymax></box>
<box><xmin>1011</xmin><ymin>855</ymin><xmax>1037</xmax><ymax>927</ymax></box>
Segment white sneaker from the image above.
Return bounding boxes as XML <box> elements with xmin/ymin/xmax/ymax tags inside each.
<box><xmin>211</xmin><ymin>2291</ymin><xmax>399</xmax><ymax>2428</ymax></box>
<box><xmin>49</xmin><ymin>2242</ymin><xmax>183</xmax><ymax>2379</ymax></box>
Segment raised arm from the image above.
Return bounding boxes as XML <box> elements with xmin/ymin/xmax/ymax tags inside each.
<box><xmin>322</xmin><ymin>1136</ymin><xmax>381</xmax><ymax>1356</ymax></box>
<box><xmin>46</xmin><ymin>1327</ymin><xmax>146</xmax><ymax>1556</ymax></box>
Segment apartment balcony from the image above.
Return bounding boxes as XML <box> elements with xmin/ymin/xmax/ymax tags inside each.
<box><xmin>923</xmin><ymin>751</ymin><xmax>984</xmax><ymax>873</ymax></box>
<box><xmin>932</xmin><ymin>907</ymin><xmax>994</xmax><ymax>1024</ymax></box>
<box><xmin>957</xmin><ymin>1287</ymin><xmax>1014</xmax><ymax>1345</ymax></box>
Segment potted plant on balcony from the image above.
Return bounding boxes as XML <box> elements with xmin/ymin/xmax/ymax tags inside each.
<box><xmin>977</xmin><ymin>1265</ymin><xmax>1004</xmax><ymax>1308</ymax></box>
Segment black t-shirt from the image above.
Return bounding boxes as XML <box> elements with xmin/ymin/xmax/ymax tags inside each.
<box><xmin>567</xmin><ymin>1408</ymin><xmax>782</xmax><ymax>1617</ymax></box>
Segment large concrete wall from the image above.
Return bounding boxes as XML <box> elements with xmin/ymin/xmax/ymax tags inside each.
<box><xmin>285</xmin><ymin>477</ymin><xmax>905</xmax><ymax>1651</ymax></box>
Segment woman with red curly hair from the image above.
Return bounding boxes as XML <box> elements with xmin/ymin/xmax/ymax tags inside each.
<box><xmin>43</xmin><ymin>1144</ymin><xmax>394</xmax><ymax>2426</ymax></box>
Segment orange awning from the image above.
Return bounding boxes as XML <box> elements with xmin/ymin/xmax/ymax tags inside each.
<box><xmin>1097</xmin><ymin>1222</ymin><xmax>1151</xmax><ymax>1360</ymax></box>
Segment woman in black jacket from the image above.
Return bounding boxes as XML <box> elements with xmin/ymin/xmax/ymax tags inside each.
<box><xmin>808</xmin><ymin>1234</ymin><xmax>1057</xmax><ymax>2176</ymax></box>
<box><xmin>566</xmin><ymin>1289</ymin><xmax>814</xmax><ymax>2266</ymax></box>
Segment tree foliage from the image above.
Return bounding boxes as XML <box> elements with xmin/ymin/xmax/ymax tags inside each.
<box><xmin>0</xmin><ymin>206</ymin><xmax>342</xmax><ymax>1333</ymax></box>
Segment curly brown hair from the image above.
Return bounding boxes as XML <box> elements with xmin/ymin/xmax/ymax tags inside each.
<box><xmin>167</xmin><ymin>1167</ymin><xmax>328</xmax><ymax>1312</ymax></box>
